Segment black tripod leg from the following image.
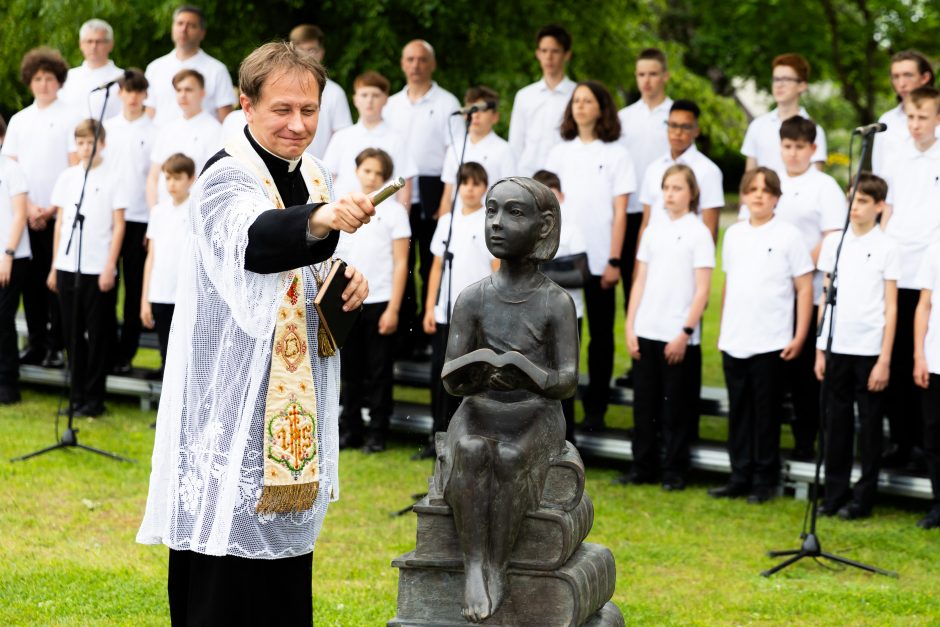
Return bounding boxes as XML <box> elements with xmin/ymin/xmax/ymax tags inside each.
<box><xmin>10</xmin><ymin>442</ymin><xmax>69</xmax><ymax>462</ymax></box>
<box><xmin>767</xmin><ymin>548</ymin><xmax>802</xmax><ymax>558</ymax></box>
<box><xmin>76</xmin><ymin>443</ymin><xmax>135</xmax><ymax>463</ymax></box>
<box><xmin>761</xmin><ymin>552</ymin><xmax>809</xmax><ymax>577</ymax></box>
<box><xmin>819</xmin><ymin>552</ymin><xmax>898</xmax><ymax>577</ymax></box>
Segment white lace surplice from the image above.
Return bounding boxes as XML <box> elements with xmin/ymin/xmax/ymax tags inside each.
<box><xmin>137</xmin><ymin>150</ymin><xmax>340</xmax><ymax>558</ymax></box>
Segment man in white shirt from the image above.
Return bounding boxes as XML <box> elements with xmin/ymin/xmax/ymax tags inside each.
<box><xmin>508</xmin><ymin>24</ymin><xmax>576</xmax><ymax>176</ymax></box>
<box><xmin>872</xmin><ymin>50</ymin><xmax>935</xmax><ymax>176</ymax></box>
<box><xmin>288</xmin><ymin>24</ymin><xmax>352</xmax><ymax>159</ymax></box>
<box><xmin>144</xmin><ymin>5</ymin><xmax>235</xmax><ymax>126</ymax></box>
<box><xmin>146</xmin><ymin>69</ymin><xmax>222</xmax><ymax>207</ymax></box>
<box><xmin>58</xmin><ymin>19</ymin><xmax>124</xmax><ymax>122</ymax></box>
<box><xmin>384</xmin><ymin>39</ymin><xmax>460</xmax><ymax>358</ymax></box>
<box><xmin>741</xmin><ymin>53</ymin><xmax>827</xmax><ymax>176</ymax></box>
<box><xmin>322</xmin><ymin>70</ymin><xmax>415</xmax><ymax>204</ymax></box>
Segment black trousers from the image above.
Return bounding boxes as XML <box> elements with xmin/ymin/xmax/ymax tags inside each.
<box><xmin>723</xmin><ymin>351</ymin><xmax>785</xmax><ymax>488</ymax></box>
<box><xmin>168</xmin><ymin>548</ymin><xmax>313</xmax><ymax>626</ymax></box>
<box><xmin>401</xmin><ymin>178</ymin><xmax>445</xmax><ymax>353</ymax></box>
<box><xmin>340</xmin><ymin>302</ymin><xmax>395</xmax><ymax>441</ymax></box>
<box><xmin>788</xmin><ymin>305</ymin><xmax>821</xmax><ymax>452</ymax></box>
<box><xmin>152</xmin><ymin>302</ymin><xmax>175</xmax><ymax>369</ymax></box>
<box><xmin>885</xmin><ymin>288</ymin><xmax>923</xmax><ymax>454</ymax></box>
<box><xmin>23</xmin><ymin>223</ymin><xmax>62</xmax><ymax>353</ymax></box>
<box><xmin>57</xmin><ymin>270</ymin><xmax>116</xmax><ymax>408</ymax></box>
<box><xmin>582</xmin><ymin>274</ymin><xmax>616</xmax><ymax>423</ymax></box>
<box><xmin>632</xmin><ymin>338</ymin><xmax>701</xmax><ymax>481</ymax></box>
<box><xmin>0</xmin><ymin>258</ymin><xmax>28</xmax><ymax>387</ymax></box>
<box><xmin>429</xmin><ymin>323</ymin><xmax>460</xmax><ymax>441</ymax></box>
<box><xmin>924</xmin><ymin>374</ymin><xmax>940</xmax><ymax>506</ymax></box>
<box><xmin>619</xmin><ymin>212</ymin><xmax>643</xmax><ymax>311</ymax></box>
<box><xmin>822</xmin><ymin>353</ymin><xmax>884</xmax><ymax>511</ymax></box>
<box><xmin>116</xmin><ymin>220</ymin><xmax>148</xmax><ymax>365</ymax></box>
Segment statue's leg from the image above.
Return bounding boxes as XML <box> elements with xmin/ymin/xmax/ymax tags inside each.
<box><xmin>485</xmin><ymin>440</ymin><xmax>528</xmax><ymax>616</ymax></box>
<box><xmin>449</xmin><ymin>434</ymin><xmax>494</xmax><ymax>622</ymax></box>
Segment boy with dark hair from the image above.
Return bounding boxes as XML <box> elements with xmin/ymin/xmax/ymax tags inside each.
<box><xmin>880</xmin><ymin>85</ymin><xmax>940</xmax><ymax>469</ymax></box>
<box><xmin>288</xmin><ymin>23</ymin><xmax>352</xmax><ymax>158</ymax></box>
<box><xmin>439</xmin><ymin>85</ymin><xmax>517</xmax><ymax>215</ymax></box>
<box><xmin>417</xmin><ymin>162</ymin><xmax>497</xmax><ymax>458</ymax></box>
<box><xmin>47</xmin><ymin>119</ymin><xmax>127</xmax><ymax>416</ymax></box>
<box><xmin>106</xmin><ymin>68</ymin><xmax>157</xmax><ymax>374</ymax></box>
<box><xmin>742</xmin><ymin>53</ymin><xmax>827</xmax><ymax>176</ymax></box>
<box><xmin>914</xmin><ymin>238</ymin><xmax>940</xmax><ymax>530</ymax></box>
<box><xmin>323</xmin><ymin>70</ymin><xmax>416</xmax><ymax>204</ymax></box>
<box><xmin>335</xmin><ymin>148</ymin><xmax>411</xmax><ymax>452</ymax></box>
<box><xmin>711</xmin><ymin>167</ymin><xmax>813</xmax><ymax>504</ymax></box>
<box><xmin>0</xmin><ymin>115</ymin><xmax>30</xmax><ymax>404</ymax></box>
<box><xmin>509</xmin><ymin>24</ymin><xmax>576</xmax><ymax>176</ymax></box>
<box><xmin>141</xmin><ymin>153</ymin><xmax>195</xmax><ymax>371</ymax></box>
<box><xmin>814</xmin><ymin>172</ymin><xmax>898</xmax><ymax>519</ymax></box>
<box><xmin>146</xmin><ymin>68</ymin><xmax>221</xmax><ymax>207</ymax></box>
<box><xmin>873</xmin><ymin>50</ymin><xmax>936</xmax><ymax>175</ymax></box>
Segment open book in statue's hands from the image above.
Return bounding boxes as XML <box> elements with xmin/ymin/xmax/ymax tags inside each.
<box><xmin>442</xmin><ymin>348</ymin><xmax>550</xmax><ymax>391</ymax></box>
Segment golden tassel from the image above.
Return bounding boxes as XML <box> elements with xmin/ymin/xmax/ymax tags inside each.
<box><xmin>256</xmin><ymin>481</ymin><xmax>320</xmax><ymax>514</ymax></box>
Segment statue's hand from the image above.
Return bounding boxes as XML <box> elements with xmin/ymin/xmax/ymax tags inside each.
<box><xmin>488</xmin><ymin>370</ymin><xmax>516</xmax><ymax>391</ymax></box>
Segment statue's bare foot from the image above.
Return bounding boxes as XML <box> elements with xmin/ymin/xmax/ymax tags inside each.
<box><xmin>485</xmin><ymin>561</ymin><xmax>508</xmax><ymax>615</ymax></box>
<box><xmin>461</xmin><ymin>562</ymin><xmax>492</xmax><ymax>623</ymax></box>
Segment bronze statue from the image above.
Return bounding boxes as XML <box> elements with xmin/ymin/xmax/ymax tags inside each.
<box><xmin>439</xmin><ymin>177</ymin><xmax>579</xmax><ymax>622</ymax></box>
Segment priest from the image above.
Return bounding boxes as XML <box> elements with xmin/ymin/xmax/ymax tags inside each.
<box><xmin>137</xmin><ymin>42</ymin><xmax>374</xmax><ymax>625</ymax></box>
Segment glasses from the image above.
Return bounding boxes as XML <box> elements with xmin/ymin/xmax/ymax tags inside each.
<box><xmin>665</xmin><ymin>121</ymin><xmax>696</xmax><ymax>133</ymax></box>
<box><xmin>772</xmin><ymin>76</ymin><xmax>803</xmax><ymax>84</ymax></box>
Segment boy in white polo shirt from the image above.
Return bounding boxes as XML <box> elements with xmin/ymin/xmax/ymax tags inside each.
<box><xmin>322</xmin><ymin>71</ymin><xmax>416</xmax><ymax>204</ymax></box>
<box><xmin>47</xmin><ymin>119</ymin><xmax>127</xmax><ymax>417</ymax></box>
<box><xmin>105</xmin><ymin>69</ymin><xmax>157</xmax><ymax>374</ymax></box>
<box><xmin>417</xmin><ymin>162</ymin><xmax>497</xmax><ymax>459</ymax></box>
<box><xmin>872</xmin><ymin>50</ymin><xmax>934</xmax><ymax>176</ymax></box>
<box><xmin>0</xmin><ymin>116</ymin><xmax>30</xmax><ymax>404</ymax></box>
<box><xmin>814</xmin><ymin>173</ymin><xmax>898</xmax><ymax>520</ymax></box>
<box><xmin>146</xmin><ymin>69</ymin><xmax>221</xmax><ymax>208</ymax></box>
<box><xmin>141</xmin><ymin>153</ymin><xmax>195</xmax><ymax>372</ymax></box>
<box><xmin>334</xmin><ymin>148</ymin><xmax>411</xmax><ymax>453</ymax></box>
<box><xmin>913</xmin><ymin>241</ymin><xmax>940</xmax><ymax>530</ymax></box>
<box><xmin>880</xmin><ymin>85</ymin><xmax>940</xmax><ymax>470</ymax></box>
<box><xmin>741</xmin><ymin>54</ymin><xmax>827</xmax><ymax>176</ymax></box>
<box><xmin>710</xmin><ymin>167</ymin><xmax>813</xmax><ymax>504</ymax></box>
<box><xmin>438</xmin><ymin>86</ymin><xmax>517</xmax><ymax>216</ymax></box>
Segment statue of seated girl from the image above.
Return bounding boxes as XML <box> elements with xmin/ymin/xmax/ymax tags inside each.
<box><xmin>439</xmin><ymin>177</ymin><xmax>579</xmax><ymax>622</ymax></box>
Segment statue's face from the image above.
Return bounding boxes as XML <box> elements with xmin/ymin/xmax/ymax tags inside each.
<box><xmin>484</xmin><ymin>182</ymin><xmax>543</xmax><ymax>260</ymax></box>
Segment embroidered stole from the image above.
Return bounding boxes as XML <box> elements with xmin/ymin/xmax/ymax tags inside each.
<box><xmin>226</xmin><ymin>134</ymin><xmax>330</xmax><ymax>514</ymax></box>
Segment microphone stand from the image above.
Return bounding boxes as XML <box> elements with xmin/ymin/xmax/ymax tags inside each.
<box><xmin>761</xmin><ymin>128</ymin><xmax>893</xmax><ymax>577</ymax></box>
<box><xmin>394</xmin><ymin>109</ymin><xmax>473</xmax><ymax>516</ymax></box>
<box><xmin>13</xmin><ymin>84</ymin><xmax>133</xmax><ymax>463</ymax></box>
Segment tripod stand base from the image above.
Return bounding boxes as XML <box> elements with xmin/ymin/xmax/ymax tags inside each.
<box><xmin>11</xmin><ymin>427</ymin><xmax>134</xmax><ymax>463</ymax></box>
<box><xmin>762</xmin><ymin>533</ymin><xmax>897</xmax><ymax>578</ymax></box>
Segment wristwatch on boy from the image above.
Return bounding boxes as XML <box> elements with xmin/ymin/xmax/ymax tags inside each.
<box><xmin>4</xmin><ymin>249</ymin><xmax>15</xmax><ymax>257</ymax></box>
<box><xmin>682</xmin><ymin>326</ymin><xmax>694</xmax><ymax>336</ymax></box>
<box><xmin>607</xmin><ymin>257</ymin><xmax>621</xmax><ymax>268</ymax></box>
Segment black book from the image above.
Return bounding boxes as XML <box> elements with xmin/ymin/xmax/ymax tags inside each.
<box><xmin>313</xmin><ymin>260</ymin><xmax>360</xmax><ymax>351</ymax></box>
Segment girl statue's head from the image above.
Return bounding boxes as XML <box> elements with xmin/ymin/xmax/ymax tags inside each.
<box><xmin>484</xmin><ymin>177</ymin><xmax>561</xmax><ymax>262</ymax></box>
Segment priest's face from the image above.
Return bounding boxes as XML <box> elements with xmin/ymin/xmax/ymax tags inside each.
<box><xmin>241</xmin><ymin>68</ymin><xmax>320</xmax><ymax>160</ymax></box>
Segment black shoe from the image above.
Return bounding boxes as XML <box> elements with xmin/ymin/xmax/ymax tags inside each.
<box><xmin>58</xmin><ymin>402</ymin><xmax>83</xmax><ymax>416</ymax></box>
<box><xmin>19</xmin><ymin>348</ymin><xmax>45</xmax><ymax>366</ymax></box>
<box><xmin>361</xmin><ymin>433</ymin><xmax>386</xmax><ymax>454</ymax></box>
<box><xmin>610</xmin><ymin>471</ymin><xmax>657</xmax><ymax>486</ymax></box>
<box><xmin>708</xmin><ymin>482</ymin><xmax>750</xmax><ymax>499</ymax></box>
<box><xmin>790</xmin><ymin>446</ymin><xmax>815</xmax><ymax>462</ymax></box>
<box><xmin>662</xmin><ymin>478</ymin><xmax>686</xmax><ymax>492</ymax></box>
<box><xmin>0</xmin><ymin>386</ymin><xmax>21</xmax><ymax>405</ymax></box>
<box><xmin>819</xmin><ymin>501</ymin><xmax>844</xmax><ymax>517</ymax></box>
<box><xmin>41</xmin><ymin>350</ymin><xmax>65</xmax><ymax>368</ymax></box>
<box><xmin>76</xmin><ymin>402</ymin><xmax>106</xmax><ymax>418</ymax></box>
<box><xmin>838</xmin><ymin>502</ymin><xmax>871</xmax><ymax>520</ymax></box>
<box><xmin>410</xmin><ymin>443</ymin><xmax>436</xmax><ymax>461</ymax></box>
<box><xmin>747</xmin><ymin>486</ymin><xmax>776</xmax><ymax>504</ymax></box>
<box><xmin>881</xmin><ymin>444</ymin><xmax>910</xmax><ymax>468</ymax></box>
<box><xmin>614</xmin><ymin>370</ymin><xmax>633</xmax><ymax>388</ymax></box>
<box><xmin>112</xmin><ymin>361</ymin><xmax>133</xmax><ymax>375</ymax></box>
<box><xmin>338</xmin><ymin>432</ymin><xmax>363</xmax><ymax>450</ymax></box>
<box><xmin>916</xmin><ymin>507</ymin><xmax>940</xmax><ymax>530</ymax></box>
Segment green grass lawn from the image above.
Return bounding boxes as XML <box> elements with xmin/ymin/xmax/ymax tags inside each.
<box><xmin>2</xmin><ymin>390</ymin><xmax>939</xmax><ymax>626</ymax></box>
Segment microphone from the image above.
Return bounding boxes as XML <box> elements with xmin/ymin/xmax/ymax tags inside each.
<box><xmin>852</xmin><ymin>122</ymin><xmax>887</xmax><ymax>136</ymax></box>
<box><xmin>90</xmin><ymin>71</ymin><xmax>131</xmax><ymax>92</ymax></box>
<box><xmin>451</xmin><ymin>103</ymin><xmax>491</xmax><ymax>116</ymax></box>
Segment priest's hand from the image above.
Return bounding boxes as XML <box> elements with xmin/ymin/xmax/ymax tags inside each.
<box><xmin>341</xmin><ymin>264</ymin><xmax>368</xmax><ymax>311</ymax></box>
<box><xmin>308</xmin><ymin>192</ymin><xmax>375</xmax><ymax>238</ymax></box>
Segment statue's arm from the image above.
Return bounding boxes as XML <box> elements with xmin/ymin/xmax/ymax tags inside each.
<box><xmin>542</xmin><ymin>289</ymin><xmax>580</xmax><ymax>400</ymax></box>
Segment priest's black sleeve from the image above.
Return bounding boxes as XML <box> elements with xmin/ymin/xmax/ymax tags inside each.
<box><xmin>244</xmin><ymin>203</ymin><xmax>339</xmax><ymax>274</ymax></box>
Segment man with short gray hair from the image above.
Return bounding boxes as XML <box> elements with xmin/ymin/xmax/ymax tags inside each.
<box><xmin>58</xmin><ymin>19</ymin><xmax>124</xmax><ymax>120</ymax></box>
<box><xmin>145</xmin><ymin>4</ymin><xmax>235</xmax><ymax>126</ymax></box>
